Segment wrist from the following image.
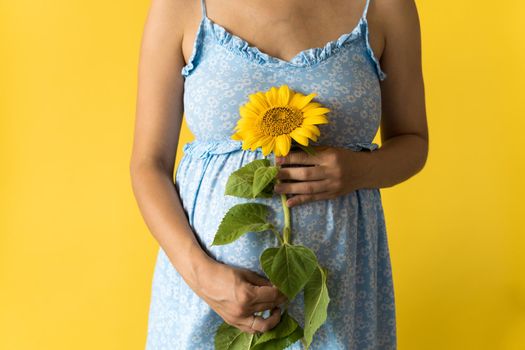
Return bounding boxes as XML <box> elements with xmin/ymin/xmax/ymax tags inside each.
<box><xmin>177</xmin><ymin>243</ymin><xmax>217</xmax><ymax>292</ymax></box>
<box><xmin>348</xmin><ymin>149</ymin><xmax>376</xmax><ymax>191</ymax></box>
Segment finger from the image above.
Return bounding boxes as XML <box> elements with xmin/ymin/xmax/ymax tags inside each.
<box><xmin>241</xmin><ymin>270</ymin><xmax>273</xmax><ymax>287</ymax></box>
<box><xmin>224</xmin><ymin>315</ymin><xmax>257</xmax><ymax>334</ymax></box>
<box><xmin>252</xmin><ymin>287</ymin><xmax>288</xmax><ymax>305</ymax></box>
<box><xmin>250</xmin><ymin>285</ymin><xmax>287</xmax><ymax>304</ymax></box>
<box><xmin>276</xmin><ymin>151</ymin><xmax>320</xmax><ymax>166</ymax></box>
<box><xmin>276</xmin><ymin>165</ymin><xmax>325</xmax><ymax>181</ymax></box>
<box><xmin>251</xmin><ymin>300</ymin><xmax>285</xmax><ymax>313</ymax></box>
<box><xmin>252</xmin><ymin>307</ymin><xmax>282</xmax><ymax>333</ymax></box>
<box><xmin>286</xmin><ymin>191</ymin><xmax>334</xmax><ymax>208</ymax></box>
<box><xmin>274</xmin><ymin>179</ymin><xmax>331</xmax><ymax>195</ymax></box>
<box><xmin>237</xmin><ymin>314</ymin><xmax>260</xmax><ymax>335</ymax></box>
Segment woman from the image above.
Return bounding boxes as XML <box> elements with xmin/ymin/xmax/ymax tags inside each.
<box><xmin>130</xmin><ymin>0</ymin><xmax>427</xmax><ymax>348</ymax></box>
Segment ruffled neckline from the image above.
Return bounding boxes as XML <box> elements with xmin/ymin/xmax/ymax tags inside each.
<box><xmin>204</xmin><ymin>15</ymin><xmax>365</xmax><ymax>68</ymax></box>
<box><xmin>181</xmin><ymin>13</ymin><xmax>387</xmax><ymax>80</ymax></box>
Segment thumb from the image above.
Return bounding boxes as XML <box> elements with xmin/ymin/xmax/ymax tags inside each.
<box><xmin>241</xmin><ymin>269</ymin><xmax>273</xmax><ymax>287</ymax></box>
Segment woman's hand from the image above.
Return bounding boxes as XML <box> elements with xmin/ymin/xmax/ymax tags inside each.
<box><xmin>274</xmin><ymin>145</ymin><xmax>371</xmax><ymax>207</ymax></box>
<box><xmin>194</xmin><ymin>259</ymin><xmax>288</xmax><ymax>334</ymax></box>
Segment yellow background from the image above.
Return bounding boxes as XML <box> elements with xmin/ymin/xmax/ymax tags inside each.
<box><xmin>1</xmin><ymin>0</ymin><xmax>524</xmax><ymax>349</ymax></box>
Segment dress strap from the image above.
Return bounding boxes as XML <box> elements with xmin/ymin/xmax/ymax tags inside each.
<box><xmin>362</xmin><ymin>0</ymin><xmax>371</xmax><ymax>20</ymax></box>
<box><xmin>200</xmin><ymin>0</ymin><xmax>207</xmax><ymax>18</ymax></box>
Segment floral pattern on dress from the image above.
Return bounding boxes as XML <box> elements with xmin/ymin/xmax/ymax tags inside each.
<box><xmin>145</xmin><ymin>0</ymin><xmax>395</xmax><ymax>349</ymax></box>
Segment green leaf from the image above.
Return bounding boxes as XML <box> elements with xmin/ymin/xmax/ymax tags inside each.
<box><xmin>212</xmin><ymin>203</ymin><xmax>273</xmax><ymax>246</ymax></box>
<box><xmin>257</xmin><ymin>177</ymin><xmax>278</xmax><ymax>199</ymax></box>
<box><xmin>251</xmin><ymin>311</ymin><xmax>299</xmax><ymax>347</ymax></box>
<box><xmin>252</xmin><ymin>328</ymin><xmax>303</xmax><ymax>350</ymax></box>
<box><xmin>279</xmin><ymin>326</ymin><xmax>304</xmax><ymax>349</ymax></box>
<box><xmin>260</xmin><ymin>247</ymin><xmax>280</xmax><ymax>278</ymax></box>
<box><xmin>253</xmin><ymin>166</ymin><xmax>278</xmax><ymax>198</ymax></box>
<box><xmin>214</xmin><ymin>315</ymin><xmax>303</xmax><ymax>350</ymax></box>
<box><xmin>303</xmin><ymin>266</ymin><xmax>330</xmax><ymax>349</ymax></box>
<box><xmin>225</xmin><ymin>159</ymin><xmax>272</xmax><ymax>198</ymax></box>
<box><xmin>263</xmin><ymin>244</ymin><xmax>319</xmax><ymax>300</ymax></box>
<box><xmin>295</xmin><ymin>144</ymin><xmax>317</xmax><ymax>156</ymax></box>
<box><xmin>214</xmin><ymin>321</ymin><xmax>254</xmax><ymax>350</ymax></box>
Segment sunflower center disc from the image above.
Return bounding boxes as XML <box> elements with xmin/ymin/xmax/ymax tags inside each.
<box><xmin>261</xmin><ymin>106</ymin><xmax>303</xmax><ymax>136</ymax></box>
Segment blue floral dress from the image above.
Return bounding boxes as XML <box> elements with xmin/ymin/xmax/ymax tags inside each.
<box><xmin>145</xmin><ymin>0</ymin><xmax>396</xmax><ymax>348</ymax></box>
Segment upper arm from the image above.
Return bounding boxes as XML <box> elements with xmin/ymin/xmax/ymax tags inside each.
<box><xmin>377</xmin><ymin>0</ymin><xmax>428</xmax><ymax>145</ymax></box>
<box><xmin>130</xmin><ymin>0</ymin><xmax>190</xmax><ymax>173</ymax></box>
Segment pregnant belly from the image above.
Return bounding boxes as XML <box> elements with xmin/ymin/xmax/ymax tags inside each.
<box><xmin>174</xmin><ymin>149</ymin><xmax>385</xmax><ymax>276</ymax></box>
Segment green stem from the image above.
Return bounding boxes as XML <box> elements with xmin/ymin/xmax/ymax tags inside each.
<box><xmin>274</xmin><ymin>156</ymin><xmax>292</xmax><ymax>245</ymax></box>
<box><xmin>280</xmin><ymin>193</ymin><xmax>291</xmax><ymax>244</ymax></box>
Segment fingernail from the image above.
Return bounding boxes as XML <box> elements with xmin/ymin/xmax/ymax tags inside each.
<box><xmin>276</xmin><ymin>157</ymin><xmax>284</xmax><ymax>164</ymax></box>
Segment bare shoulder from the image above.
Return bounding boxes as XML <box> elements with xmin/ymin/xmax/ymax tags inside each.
<box><xmin>133</xmin><ymin>0</ymin><xmax>197</xmax><ymax>170</ymax></box>
<box><xmin>139</xmin><ymin>0</ymin><xmax>196</xmax><ymax>71</ymax></box>
<box><xmin>375</xmin><ymin>0</ymin><xmax>420</xmax><ymax>28</ymax></box>
<box><xmin>374</xmin><ymin>0</ymin><xmax>427</xmax><ymax>144</ymax></box>
<box><xmin>375</xmin><ymin>0</ymin><xmax>422</xmax><ymax>58</ymax></box>
<box><xmin>372</xmin><ymin>0</ymin><xmax>424</xmax><ymax>85</ymax></box>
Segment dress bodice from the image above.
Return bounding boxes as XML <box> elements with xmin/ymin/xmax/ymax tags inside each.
<box><xmin>180</xmin><ymin>0</ymin><xmax>387</xmax><ymax>152</ymax></box>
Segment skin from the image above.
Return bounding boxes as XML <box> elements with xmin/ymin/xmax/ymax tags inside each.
<box><xmin>130</xmin><ymin>0</ymin><xmax>427</xmax><ymax>334</ymax></box>
<box><xmin>274</xmin><ymin>0</ymin><xmax>428</xmax><ymax>207</ymax></box>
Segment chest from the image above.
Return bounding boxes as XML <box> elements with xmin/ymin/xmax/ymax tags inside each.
<box><xmin>182</xmin><ymin>0</ymin><xmax>385</xmax><ymax>66</ymax></box>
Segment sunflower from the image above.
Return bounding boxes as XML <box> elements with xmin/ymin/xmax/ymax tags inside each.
<box><xmin>231</xmin><ymin>85</ymin><xmax>330</xmax><ymax>157</ymax></box>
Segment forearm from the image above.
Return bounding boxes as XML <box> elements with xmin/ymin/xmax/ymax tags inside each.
<box><xmin>356</xmin><ymin>134</ymin><xmax>428</xmax><ymax>190</ymax></box>
<box><xmin>130</xmin><ymin>161</ymin><xmax>214</xmax><ymax>290</ymax></box>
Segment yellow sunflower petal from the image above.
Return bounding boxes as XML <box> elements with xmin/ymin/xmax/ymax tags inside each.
<box><xmin>260</xmin><ymin>135</ymin><xmax>276</xmax><ymax>156</ymax></box>
<box><xmin>240</xmin><ymin>105</ymin><xmax>260</xmax><ymax>120</ymax></box>
<box><xmin>295</xmin><ymin>92</ymin><xmax>317</xmax><ymax>110</ymax></box>
<box><xmin>248</xmin><ymin>92</ymin><xmax>269</xmax><ymax>112</ymax></box>
<box><xmin>292</xmin><ymin>126</ymin><xmax>316</xmax><ymax>139</ymax></box>
<box><xmin>278</xmin><ymin>85</ymin><xmax>291</xmax><ymax>105</ymax></box>
<box><xmin>232</xmin><ymin>125</ymin><xmax>245</xmax><ymax>134</ymax></box>
<box><xmin>289</xmin><ymin>129</ymin><xmax>309</xmax><ymax>146</ymax></box>
<box><xmin>258</xmin><ymin>134</ymin><xmax>272</xmax><ymax>147</ymax></box>
<box><xmin>231</xmin><ymin>132</ymin><xmax>243</xmax><ymax>140</ymax></box>
<box><xmin>289</xmin><ymin>92</ymin><xmax>305</xmax><ymax>109</ymax></box>
<box><xmin>244</xmin><ymin>103</ymin><xmax>260</xmax><ymax>115</ymax></box>
<box><xmin>300</xmin><ymin>124</ymin><xmax>321</xmax><ymax>137</ymax></box>
<box><xmin>301</xmin><ymin>102</ymin><xmax>322</xmax><ymax>112</ymax></box>
<box><xmin>273</xmin><ymin>146</ymin><xmax>281</xmax><ymax>157</ymax></box>
<box><xmin>241</xmin><ymin>140</ymin><xmax>251</xmax><ymax>150</ymax></box>
<box><xmin>236</xmin><ymin>117</ymin><xmax>258</xmax><ymax>129</ymax></box>
<box><xmin>249</xmin><ymin>132</ymin><xmax>265</xmax><ymax>151</ymax></box>
<box><xmin>265</xmin><ymin>86</ymin><xmax>279</xmax><ymax>106</ymax></box>
<box><xmin>303</xmin><ymin>115</ymin><xmax>329</xmax><ymax>125</ymax></box>
<box><xmin>303</xmin><ymin>107</ymin><xmax>331</xmax><ymax>117</ymax></box>
<box><xmin>275</xmin><ymin>134</ymin><xmax>292</xmax><ymax>157</ymax></box>
<box><xmin>246</xmin><ymin>128</ymin><xmax>263</xmax><ymax>138</ymax></box>
<box><xmin>242</xmin><ymin>130</ymin><xmax>263</xmax><ymax>147</ymax></box>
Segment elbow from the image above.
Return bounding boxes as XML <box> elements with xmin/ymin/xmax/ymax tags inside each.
<box><xmin>129</xmin><ymin>155</ymin><xmax>144</xmax><ymax>182</ymax></box>
<box><xmin>129</xmin><ymin>156</ymin><xmax>173</xmax><ymax>185</ymax></box>
<box><xmin>129</xmin><ymin>157</ymin><xmax>143</xmax><ymax>178</ymax></box>
<box><xmin>129</xmin><ymin>157</ymin><xmax>157</xmax><ymax>190</ymax></box>
<box><xmin>129</xmin><ymin>158</ymin><xmax>145</xmax><ymax>192</ymax></box>
<box><xmin>416</xmin><ymin>135</ymin><xmax>429</xmax><ymax>174</ymax></box>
